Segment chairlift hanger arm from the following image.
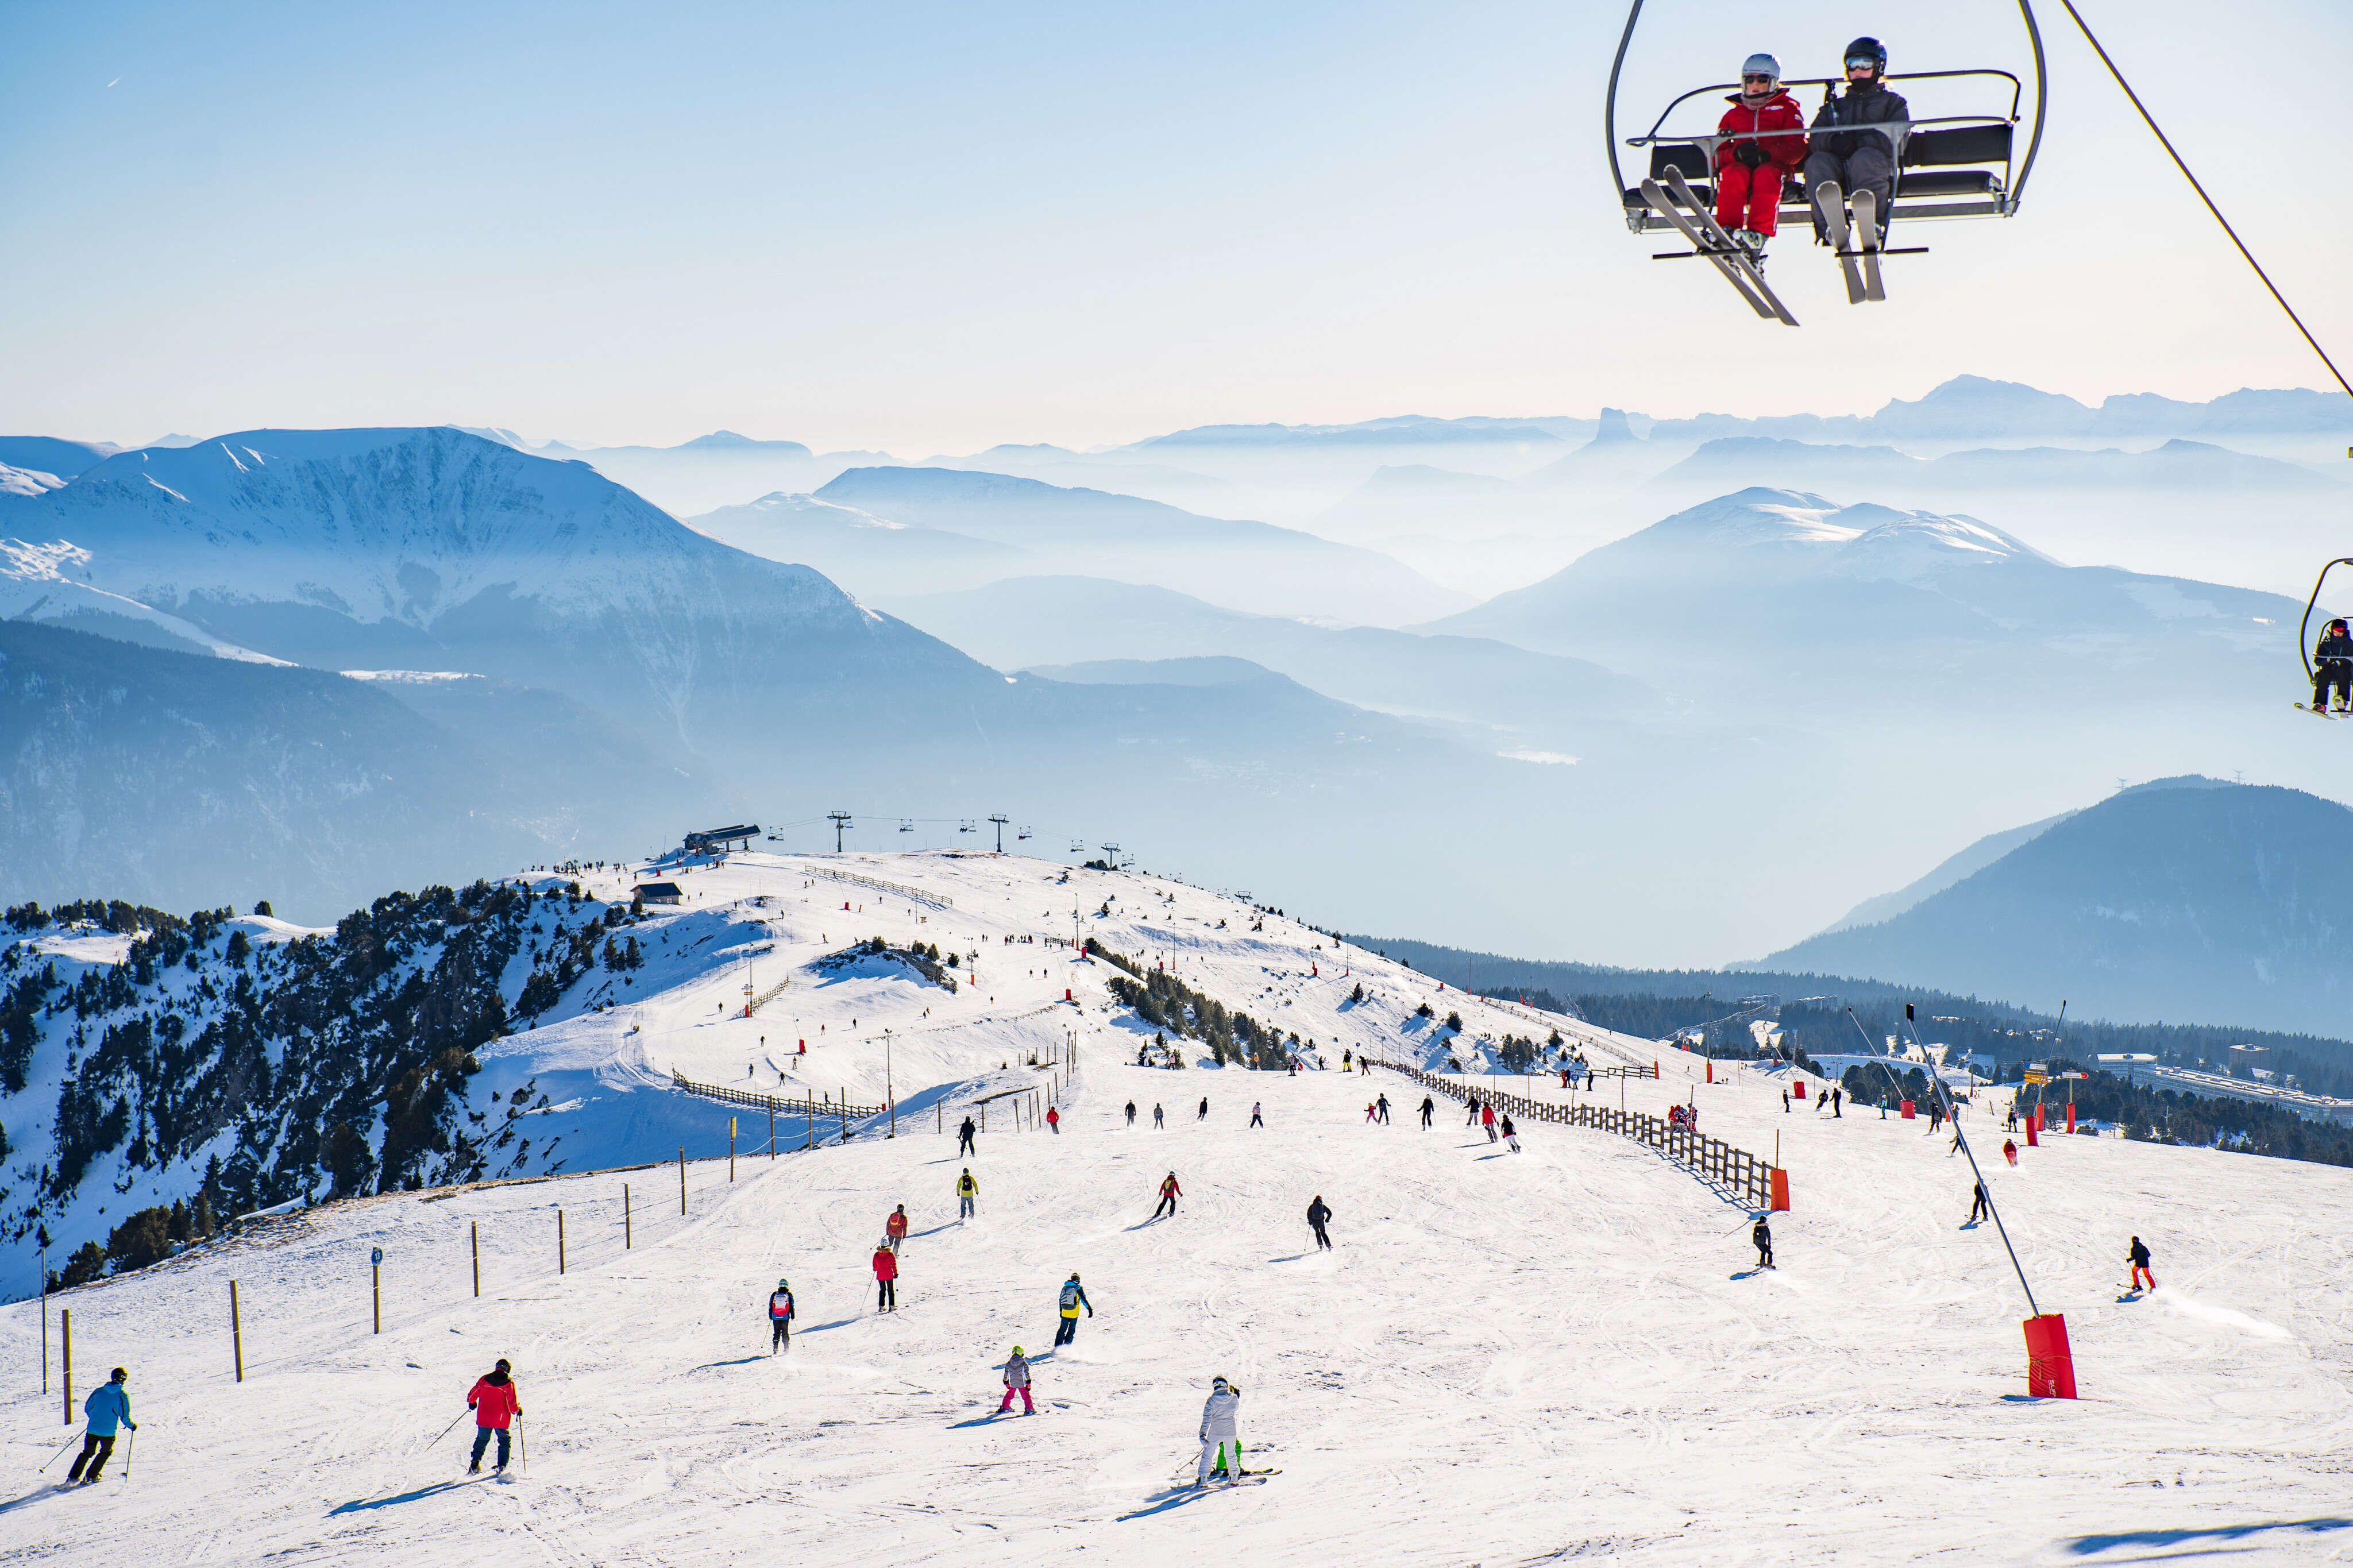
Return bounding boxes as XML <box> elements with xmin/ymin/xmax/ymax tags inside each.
<box><xmin>2299</xmin><ymin>560</ymin><xmax>2353</xmax><ymax>681</ymax></box>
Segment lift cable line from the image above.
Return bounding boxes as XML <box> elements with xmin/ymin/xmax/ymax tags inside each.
<box><xmin>2051</xmin><ymin>0</ymin><xmax>2350</xmax><ymax>402</ymax></box>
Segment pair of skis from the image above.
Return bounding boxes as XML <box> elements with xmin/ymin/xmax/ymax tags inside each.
<box><xmin>1641</xmin><ymin>168</ymin><xmax>1796</xmax><ymax>326</ymax></box>
<box><xmin>1815</xmin><ymin>180</ymin><xmax>1886</xmax><ymax>305</ymax></box>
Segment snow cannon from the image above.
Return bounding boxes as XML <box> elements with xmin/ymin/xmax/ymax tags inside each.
<box><xmin>2023</xmin><ymin>1314</ymin><xmax>2077</xmax><ymax>1399</ymax></box>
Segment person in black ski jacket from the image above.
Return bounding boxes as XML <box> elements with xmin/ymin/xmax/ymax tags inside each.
<box><xmin>1966</xmin><ymin>1182</ymin><xmax>1991</xmax><ymax>1224</ymax></box>
<box><xmin>958</xmin><ymin>1115</ymin><xmax>978</xmax><ymax>1156</ymax></box>
<box><xmin>2313</xmin><ymin>618</ymin><xmax>2353</xmax><ymax>713</ymax></box>
<box><xmin>1418</xmin><ymin>1095</ymin><xmax>1434</xmax><ymax>1128</ymax></box>
<box><xmin>1803</xmin><ymin>37</ymin><xmax>1909</xmax><ymax>238</ymax></box>
<box><xmin>2128</xmin><ymin>1235</ymin><xmax>2157</xmax><ymax>1291</ymax></box>
<box><xmin>1198</xmin><ymin>1096</ymin><xmax>1209</xmax><ymax>1121</ymax></box>
<box><xmin>1752</xmin><ymin>1216</ymin><xmax>1775</xmax><ymax>1269</ymax></box>
<box><xmin>1307</xmin><ymin>1195</ymin><xmax>1333</xmax><ymax>1250</ymax></box>
<box><xmin>1125</xmin><ymin>1100</ymin><xmax>1137</xmax><ymax>1126</ymax></box>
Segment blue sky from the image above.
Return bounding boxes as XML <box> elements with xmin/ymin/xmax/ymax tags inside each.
<box><xmin>3</xmin><ymin>0</ymin><xmax>2346</xmax><ymax>452</ymax></box>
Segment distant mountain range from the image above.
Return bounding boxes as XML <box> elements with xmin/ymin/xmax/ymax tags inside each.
<box><xmin>1761</xmin><ymin>778</ymin><xmax>2353</xmax><ymax>1036</ymax></box>
<box><xmin>1424</xmin><ymin>487</ymin><xmax>2292</xmax><ymax>710</ymax></box>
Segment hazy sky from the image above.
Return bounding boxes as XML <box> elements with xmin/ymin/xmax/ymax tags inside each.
<box><xmin>5</xmin><ymin>0</ymin><xmax>2347</xmax><ymax>453</ymax></box>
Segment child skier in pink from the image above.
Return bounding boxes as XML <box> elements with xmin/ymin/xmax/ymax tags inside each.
<box><xmin>997</xmin><ymin>1346</ymin><xmax>1035</xmax><ymax>1414</ymax></box>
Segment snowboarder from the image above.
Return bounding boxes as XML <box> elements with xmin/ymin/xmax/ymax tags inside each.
<box><xmin>1831</xmin><ymin>1087</ymin><xmax>1842</xmax><ymax>1118</ymax></box>
<box><xmin>466</xmin><ymin>1359</ymin><xmax>522</xmax><ymax>1474</ymax></box>
<box><xmin>2128</xmin><ymin>1236</ymin><xmax>2157</xmax><ymax>1292</ymax></box>
<box><xmin>1154</xmin><ymin>1102</ymin><xmax>1165</xmax><ymax>1128</ymax></box>
<box><xmin>885</xmin><ymin>1204</ymin><xmax>908</xmax><ymax>1251</ymax></box>
<box><xmin>873</xmin><ymin>1242</ymin><xmax>900</xmax><ymax>1311</ymax></box>
<box><xmin>1482</xmin><ymin>1103</ymin><xmax>1498</xmax><ymax>1143</ymax></box>
<box><xmin>1713</xmin><ymin>53</ymin><xmax>1808</xmax><ymax>252</ymax></box>
<box><xmin>1502</xmin><ymin>1114</ymin><xmax>1520</xmax><ymax>1153</ymax></box>
<box><xmin>1803</xmin><ymin>37</ymin><xmax>1908</xmax><ymax>242</ymax></box>
<box><xmin>1046</xmin><ymin>1104</ymin><xmax>1061</xmax><ymax>1135</ymax></box>
<box><xmin>1250</xmin><ymin>1102</ymin><xmax>1264</xmax><ymax>1128</ymax></box>
<box><xmin>1197</xmin><ymin>1096</ymin><xmax>1209</xmax><ymax>1121</ymax></box>
<box><xmin>957</xmin><ymin>1168</ymin><xmax>979</xmax><ymax>1219</ymax></box>
<box><xmin>769</xmin><ymin>1278</ymin><xmax>796</xmax><ymax>1351</ymax></box>
<box><xmin>1307</xmin><ymin>1194</ymin><xmax>1333</xmax><ymax>1250</ymax></box>
<box><xmin>1376</xmin><ymin>1094</ymin><xmax>1391</xmax><ymax>1124</ymax></box>
<box><xmin>1815</xmin><ymin>1088</ymin><xmax>1828</xmax><ymax>1112</ymax></box>
<box><xmin>1194</xmin><ymin>1376</ymin><xmax>1244</xmax><ymax>1486</ymax></box>
<box><xmin>2315</xmin><ymin>618</ymin><xmax>2353</xmax><ymax>713</ymax></box>
<box><xmin>1055</xmin><ymin>1272</ymin><xmax>1094</xmax><ymax>1345</ymax></box>
<box><xmin>1966</xmin><ymin>1183</ymin><xmax>1991</xmax><ymax>1225</ymax></box>
<box><xmin>998</xmin><ymin>1346</ymin><xmax>1035</xmax><ymax>1414</ymax></box>
<box><xmin>1126</xmin><ymin>1100</ymin><xmax>1137</xmax><ymax>1126</ymax></box>
<box><xmin>1152</xmin><ymin>1171</ymin><xmax>1183</xmax><ymax>1219</ymax></box>
<box><xmin>958</xmin><ymin>1115</ymin><xmax>977</xmax><ymax>1156</ymax></box>
<box><xmin>1419</xmin><ymin>1095</ymin><xmax>1434</xmax><ymax>1129</ymax></box>
<box><xmin>65</xmin><ymin>1367</ymin><xmax>135</xmax><ymax>1485</ymax></box>
<box><xmin>1751</xmin><ymin>1216</ymin><xmax>1775</xmax><ymax>1270</ymax></box>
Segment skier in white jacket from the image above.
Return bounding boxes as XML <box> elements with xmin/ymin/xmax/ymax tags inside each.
<box><xmin>1194</xmin><ymin>1376</ymin><xmax>1244</xmax><ymax>1485</ymax></box>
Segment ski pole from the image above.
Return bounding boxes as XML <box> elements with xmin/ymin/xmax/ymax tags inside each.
<box><xmin>518</xmin><ymin>1419</ymin><xmax>528</xmax><ymax>1477</ymax></box>
<box><xmin>423</xmin><ymin>1410</ymin><xmax>470</xmax><ymax>1453</ymax></box>
<box><xmin>38</xmin><ymin>1432</ymin><xmax>80</xmax><ymax>1472</ymax></box>
<box><xmin>122</xmin><ymin>1430</ymin><xmax>134</xmax><ymax>1481</ymax></box>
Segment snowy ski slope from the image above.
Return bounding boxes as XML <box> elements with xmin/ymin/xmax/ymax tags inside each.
<box><xmin>5</xmin><ymin>852</ymin><xmax>2350</xmax><ymax>1565</ymax></box>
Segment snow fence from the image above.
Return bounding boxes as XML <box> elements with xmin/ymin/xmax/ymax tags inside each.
<box><xmin>1366</xmin><ymin>1056</ymin><xmax>1783</xmax><ymax>1211</ymax></box>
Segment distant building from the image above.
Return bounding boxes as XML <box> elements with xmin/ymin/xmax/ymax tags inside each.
<box><xmin>684</xmin><ymin>824</ymin><xmax>759</xmax><ymax>853</ymax></box>
<box><xmin>637</xmin><ymin>882</ymin><xmax>685</xmax><ymax>905</ymax></box>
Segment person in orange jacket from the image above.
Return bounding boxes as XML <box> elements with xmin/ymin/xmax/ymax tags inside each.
<box><xmin>885</xmin><ymin>1204</ymin><xmax>908</xmax><ymax>1252</ymax></box>
<box><xmin>1046</xmin><ymin>1104</ymin><xmax>1061</xmax><ymax>1134</ymax></box>
<box><xmin>873</xmin><ymin>1243</ymin><xmax>900</xmax><ymax>1311</ymax></box>
<box><xmin>1714</xmin><ymin>53</ymin><xmax>1808</xmax><ymax>254</ymax></box>
<box><xmin>466</xmin><ymin>1359</ymin><xmax>522</xmax><ymax>1474</ymax></box>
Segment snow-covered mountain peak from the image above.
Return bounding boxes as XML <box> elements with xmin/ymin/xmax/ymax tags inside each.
<box><xmin>25</xmin><ymin>425</ymin><xmax>854</xmax><ymax>627</ymax></box>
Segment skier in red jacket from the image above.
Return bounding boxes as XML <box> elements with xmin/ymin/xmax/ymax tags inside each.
<box><xmin>466</xmin><ymin>1359</ymin><xmax>522</xmax><ymax>1474</ymax></box>
<box><xmin>1714</xmin><ymin>53</ymin><xmax>1808</xmax><ymax>253</ymax></box>
<box><xmin>873</xmin><ymin>1243</ymin><xmax>900</xmax><ymax>1311</ymax></box>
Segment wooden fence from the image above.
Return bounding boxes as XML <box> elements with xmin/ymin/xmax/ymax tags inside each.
<box><xmin>1368</xmin><ymin>1056</ymin><xmax>1777</xmax><ymax>1210</ymax></box>
<box><xmin>670</xmin><ymin>1071</ymin><xmax>886</xmax><ymax>1147</ymax></box>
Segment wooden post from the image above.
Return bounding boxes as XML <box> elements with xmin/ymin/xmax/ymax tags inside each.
<box><xmin>60</xmin><ymin>1307</ymin><xmax>71</xmax><ymax>1425</ymax></box>
<box><xmin>624</xmin><ymin>1184</ymin><xmax>632</xmax><ymax>1249</ymax></box>
<box><xmin>373</xmin><ymin>1259</ymin><xmax>381</xmax><ymax>1334</ymax></box>
<box><xmin>230</xmin><ymin>1280</ymin><xmax>244</xmax><ymax>1382</ymax></box>
<box><xmin>558</xmin><ymin>1209</ymin><xmax>566</xmax><ymax>1275</ymax></box>
<box><xmin>730</xmin><ymin>1117</ymin><xmax>738</xmax><ymax>1182</ymax></box>
<box><xmin>680</xmin><ymin>1146</ymin><xmax>688</xmax><ymax>1214</ymax></box>
<box><xmin>472</xmin><ymin>1223</ymin><xmax>481</xmax><ymax>1297</ymax></box>
<box><xmin>805</xmin><ymin>1096</ymin><xmax>814</xmax><ymax>1151</ymax></box>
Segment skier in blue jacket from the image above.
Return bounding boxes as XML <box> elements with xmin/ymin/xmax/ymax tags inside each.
<box><xmin>1053</xmin><ymin>1272</ymin><xmax>1094</xmax><ymax>1346</ymax></box>
<box><xmin>67</xmin><ymin>1368</ymin><xmax>136</xmax><ymax>1485</ymax></box>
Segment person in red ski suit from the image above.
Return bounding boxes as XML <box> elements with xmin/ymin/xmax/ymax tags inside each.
<box><xmin>872</xmin><ymin>1244</ymin><xmax>899</xmax><ymax>1311</ymax></box>
<box><xmin>1714</xmin><ymin>53</ymin><xmax>1807</xmax><ymax>248</ymax></box>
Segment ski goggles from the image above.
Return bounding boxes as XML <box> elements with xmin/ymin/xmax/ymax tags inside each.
<box><xmin>1845</xmin><ymin>58</ymin><xmax>1880</xmax><ymax>71</ymax></box>
<box><xmin>1741</xmin><ymin>73</ymin><xmax>1776</xmax><ymax>83</ymax></box>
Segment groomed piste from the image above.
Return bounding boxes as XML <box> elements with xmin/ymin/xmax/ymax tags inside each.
<box><xmin>5</xmin><ymin>851</ymin><xmax>2349</xmax><ymax>1565</ymax></box>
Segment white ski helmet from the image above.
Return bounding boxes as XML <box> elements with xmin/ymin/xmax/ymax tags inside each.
<box><xmin>1741</xmin><ymin>53</ymin><xmax>1781</xmax><ymax>84</ymax></box>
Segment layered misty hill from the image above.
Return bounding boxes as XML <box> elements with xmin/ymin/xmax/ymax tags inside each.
<box><xmin>1760</xmin><ymin>778</ymin><xmax>2353</xmax><ymax>1036</ymax></box>
<box><xmin>1426</xmin><ymin>488</ymin><xmax>2292</xmax><ymax>711</ymax></box>
<box><xmin>804</xmin><ymin>466</ymin><xmax>1468</xmax><ymax>624</ymax></box>
<box><xmin>482</xmin><ymin>429</ymin><xmax>901</xmax><ymax>518</ymax></box>
<box><xmin>875</xmin><ymin>575</ymin><xmax>1657</xmax><ymax>746</ymax></box>
<box><xmin>0</xmin><ymin>623</ymin><xmax>700</xmax><ymax>913</ymax></box>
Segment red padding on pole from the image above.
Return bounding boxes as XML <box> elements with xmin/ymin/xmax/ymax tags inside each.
<box><xmin>2065</xmin><ymin>1103</ymin><xmax>2077</xmax><ymax>1134</ymax></box>
<box><xmin>1900</xmin><ymin>1099</ymin><xmax>1916</xmax><ymax>1119</ymax></box>
<box><xmin>2024</xmin><ymin>1313</ymin><xmax>2077</xmax><ymax>1399</ymax></box>
<box><xmin>1793</xmin><ymin>1080</ymin><xmax>1806</xmax><ymax>1099</ymax></box>
<box><xmin>1769</xmin><ymin>1168</ymin><xmax>1791</xmax><ymax>1211</ymax></box>
<box><xmin>2026</xmin><ymin>1120</ymin><xmax>2039</xmax><ymax>1147</ymax></box>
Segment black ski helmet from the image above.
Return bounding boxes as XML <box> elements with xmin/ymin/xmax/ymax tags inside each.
<box><xmin>1844</xmin><ymin>36</ymin><xmax>1888</xmax><ymax>74</ymax></box>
